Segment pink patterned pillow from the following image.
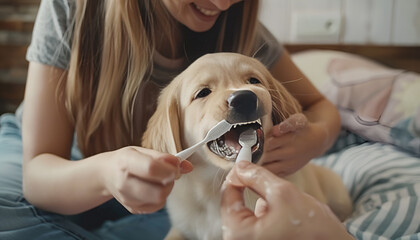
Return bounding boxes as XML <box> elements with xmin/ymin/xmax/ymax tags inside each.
<box><xmin>292</xmin><ymin>50</ymin><xmax>420</xmax><ymax>156</ymax></box>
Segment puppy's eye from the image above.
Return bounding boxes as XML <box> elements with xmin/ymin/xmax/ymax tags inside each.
<box><xmin>194</xmin><ymin>88</ymin><xmax>212</xmax><ymax>99</ymax></box>
<box><xmin>249</xmin><ymin>77</ymin><xmax>261</xmax><ymax>84</ymax></box>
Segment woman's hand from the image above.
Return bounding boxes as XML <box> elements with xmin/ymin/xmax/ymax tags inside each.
<box><xmin>265</xmin><ymin>49</ymin><xmax>341</xmax><ymax>177</ymax></box>
<box><xmin>220</xmin><ymin>161</ymin><xmax>353</xmax><ymax>240</ymax></box>
<box><xmin>102</xmin><ymin>146</ymin><xmax>193</xmax><ymax>214</ymax></box>
<box><xmin>261</xmin><ymin>113</ymin><xmax>329</xmax><ymax>177</ymax></box>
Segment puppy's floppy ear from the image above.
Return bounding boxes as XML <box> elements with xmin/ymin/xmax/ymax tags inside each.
<box><xmin>142</xmin><ymin>84</ymin><xmax>182</xmax><ymax>155</ymax></box>
<box><xmin>267</xmin><ymin>76</ymin><xmax>302</xmax><ymax>125</ymax></box>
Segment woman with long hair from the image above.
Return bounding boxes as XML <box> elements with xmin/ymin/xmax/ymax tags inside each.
<box><xmin>0</xmin><ymin>0</ymin><xmax>345</xmax><ymax>239</ymax></box>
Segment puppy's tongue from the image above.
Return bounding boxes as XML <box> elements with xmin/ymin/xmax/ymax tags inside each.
<box><xmin>224</xmin><ymin>125</ymin><xmax>262</xmax><ymax>151</ymax></box>
<box><xmin>223</xmin><ymin>130</ymin><xmax>241</xmax><ymax>151</ymax></box>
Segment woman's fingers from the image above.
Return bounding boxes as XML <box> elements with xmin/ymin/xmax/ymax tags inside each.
<box><xmin>180</xmin><ymin>160</ymin><xmax>194</xmax><ymax>174</ymax></box>
<box><xmin>272</xmin><ymin>113</ymin><xmax>307</xmax><ymax>136</ymax></box>
<box><xmin>254</xmin><ymin>197</ymin><xmax>269</xmax><ymax>217</ymax></box>
<box><xmin>220</xmin><ymin>182</ymin><xmax>254</xmax><ymax>222</ymax></box>
<box><xmin>114</xmin><ymin>174</ymin><xmax>173</xmax><ymax>213</ymax></box>
<box><xmin>226</xmin><ymin>161</ymin><xmax>292</xmax><ymax>204</ymax></box>
<box><xmin>220</xmin><ymin>180</ymin><xmax>257</xmax><ymax>240</ymax></box>
<box><xmin>117</xmin><ymin>147</ymin><xmax>180</xmax><ymax>185</ymax></box>
<box><xmin>263</xmin><ymin>133</ymin><xmax>295</xmax><ymax>152</ymax></box>
<box><xmin>264</xmin><ymin>113</ymin><xmax>307</xmax><ymax>152</ymax></box>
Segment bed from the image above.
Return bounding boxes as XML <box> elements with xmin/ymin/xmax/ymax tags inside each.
<box><xmin>1</xmin><ymin>35</ymin><xmax>419</xmax><ymax>238</ymax></box>
<box><xmin>287</xmin><ymin>45</ymin><xmax>420</xmax><ymax>239</ymax></box>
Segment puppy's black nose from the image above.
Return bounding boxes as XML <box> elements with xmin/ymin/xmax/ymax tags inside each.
<box><xmin>228</xmin><ymin>90</ymin><xmax>257</xmax><ymax>115</ymax></box>
<box><xmin>227</xmin><ymin>90</ymin><xmax>261</xmax><ymax>123</ymax></box>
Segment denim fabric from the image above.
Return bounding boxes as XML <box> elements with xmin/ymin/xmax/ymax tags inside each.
<box><xmin>0</xmin><ymin>113</ymin><xmax>170</xmax><ymax>240</ymax></box>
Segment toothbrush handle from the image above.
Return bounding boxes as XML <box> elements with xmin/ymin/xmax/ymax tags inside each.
<box><xmin>175</xmin><ymin>141</ymin><xmax>204</xmax><ymax>161</ymax></box>
<box><xmin>236</xmin><ymin>146</ymin><xmax>252</xmax><ymax>163</ymax></box>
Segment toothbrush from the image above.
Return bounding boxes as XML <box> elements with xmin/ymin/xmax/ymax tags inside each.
<box><xmin>236</xmin><ymin>129</ymin><xmax>257</xmax><ymax>163</ymax></box>
<box><xmin>176</xmin><ymin>120</ymin><xmax>232</xmax><ymax>161</ymax></box>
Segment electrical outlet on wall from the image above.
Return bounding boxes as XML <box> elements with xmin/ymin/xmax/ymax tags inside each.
<box><xmin>291</xmin><ymin>11</ymin><xmax>342</xmax><ymax>43</ymax></box>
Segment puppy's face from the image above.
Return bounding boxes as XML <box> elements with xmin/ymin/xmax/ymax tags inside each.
<box><xmin>142</xmin><ymin>53</ymin><xmax>301</xmax><ymax>170</ymax></box>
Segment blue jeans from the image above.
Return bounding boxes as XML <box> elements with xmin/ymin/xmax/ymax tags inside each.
<box><xmin>0</xmin><ymin>113</ymin><xmax>170</xmax><ymax>240</ymax></box>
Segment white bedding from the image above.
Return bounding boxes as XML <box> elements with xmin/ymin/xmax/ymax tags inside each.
<box><xmin>292</xmin><ymin>50</ymin><xmax>420</xmax><ymax>239</ymax></box>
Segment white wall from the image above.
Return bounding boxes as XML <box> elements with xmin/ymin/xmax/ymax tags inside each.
<box><xmin>259</xmin><ymin>0</ymin><xmax>420</xmax><ymax>46</ymax></box>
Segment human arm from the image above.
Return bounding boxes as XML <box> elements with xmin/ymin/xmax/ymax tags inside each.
<box><xmin>262</xmin><ymin>48</ymin><xmax>341</xmax><ymax>176</ymax></box>
<box><xmin>220</xmin><ymin>161</ymin><xmax>354</xmax><ymax>240</ymax></box>
<box><xmin>22</xmin><ymin>62</ymin><xmax>192</xmax><ymax>215</ymax></box>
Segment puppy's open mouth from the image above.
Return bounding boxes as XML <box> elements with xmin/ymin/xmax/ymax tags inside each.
<box><xmin>207</xmin><ymin>119</ymin><xmax>264</xmax><ymax>162</ymax></box>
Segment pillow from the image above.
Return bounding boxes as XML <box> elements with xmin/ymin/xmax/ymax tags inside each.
<box><xmin>292</xmin><ymin>50</ymin><xmax>420</xmax><ymax>156</ymax></box>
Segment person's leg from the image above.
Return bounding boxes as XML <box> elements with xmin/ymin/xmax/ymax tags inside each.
<box><xmin>93</xmin><ymin>207</ymin><xmax>171</xmax><ymax>240</ymax></box>
<box><xmin>0</xmin><ymin>113</ymin><xmax>100</xmax><ymax>240</ymax></box>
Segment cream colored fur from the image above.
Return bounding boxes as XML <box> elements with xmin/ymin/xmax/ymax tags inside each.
<box><xmin>142</xmin><ymin>53</ymin><xmax>352</xmax><ymax>240</ymax></box>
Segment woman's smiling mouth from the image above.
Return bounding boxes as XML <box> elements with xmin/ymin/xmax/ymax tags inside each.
<box><xmin>192</xmin><ymin>3</ymin><xmax>220</xmax><ymax>17</ymax></box>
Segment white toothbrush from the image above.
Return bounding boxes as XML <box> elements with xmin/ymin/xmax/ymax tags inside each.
<box><xmin>176</xmin><ymin>120</ymin><xmax>232</xmax><ymax>161</ymax></box>
<box><xmin>236</xmin><ymin>129</ymin><xmax>257</xmax><ymax>163</ymax></box>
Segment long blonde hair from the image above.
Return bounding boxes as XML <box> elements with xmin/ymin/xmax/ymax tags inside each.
<box><xmin>65</xmin><ymin>0</ymin><xmax>260</xmax><ymax>157</ymax></box>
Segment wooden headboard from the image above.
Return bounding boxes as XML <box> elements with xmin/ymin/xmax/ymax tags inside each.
<box><xmin>285</xmin><ymin>44</ymin><xmax>420</xmax><ymax>74</ymax></box>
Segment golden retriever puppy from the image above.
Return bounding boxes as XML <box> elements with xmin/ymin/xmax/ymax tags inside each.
<box><xmin>142</xmin><ymin>53</ymin><xmax>352</xmax><ymax>240</ymax></box>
